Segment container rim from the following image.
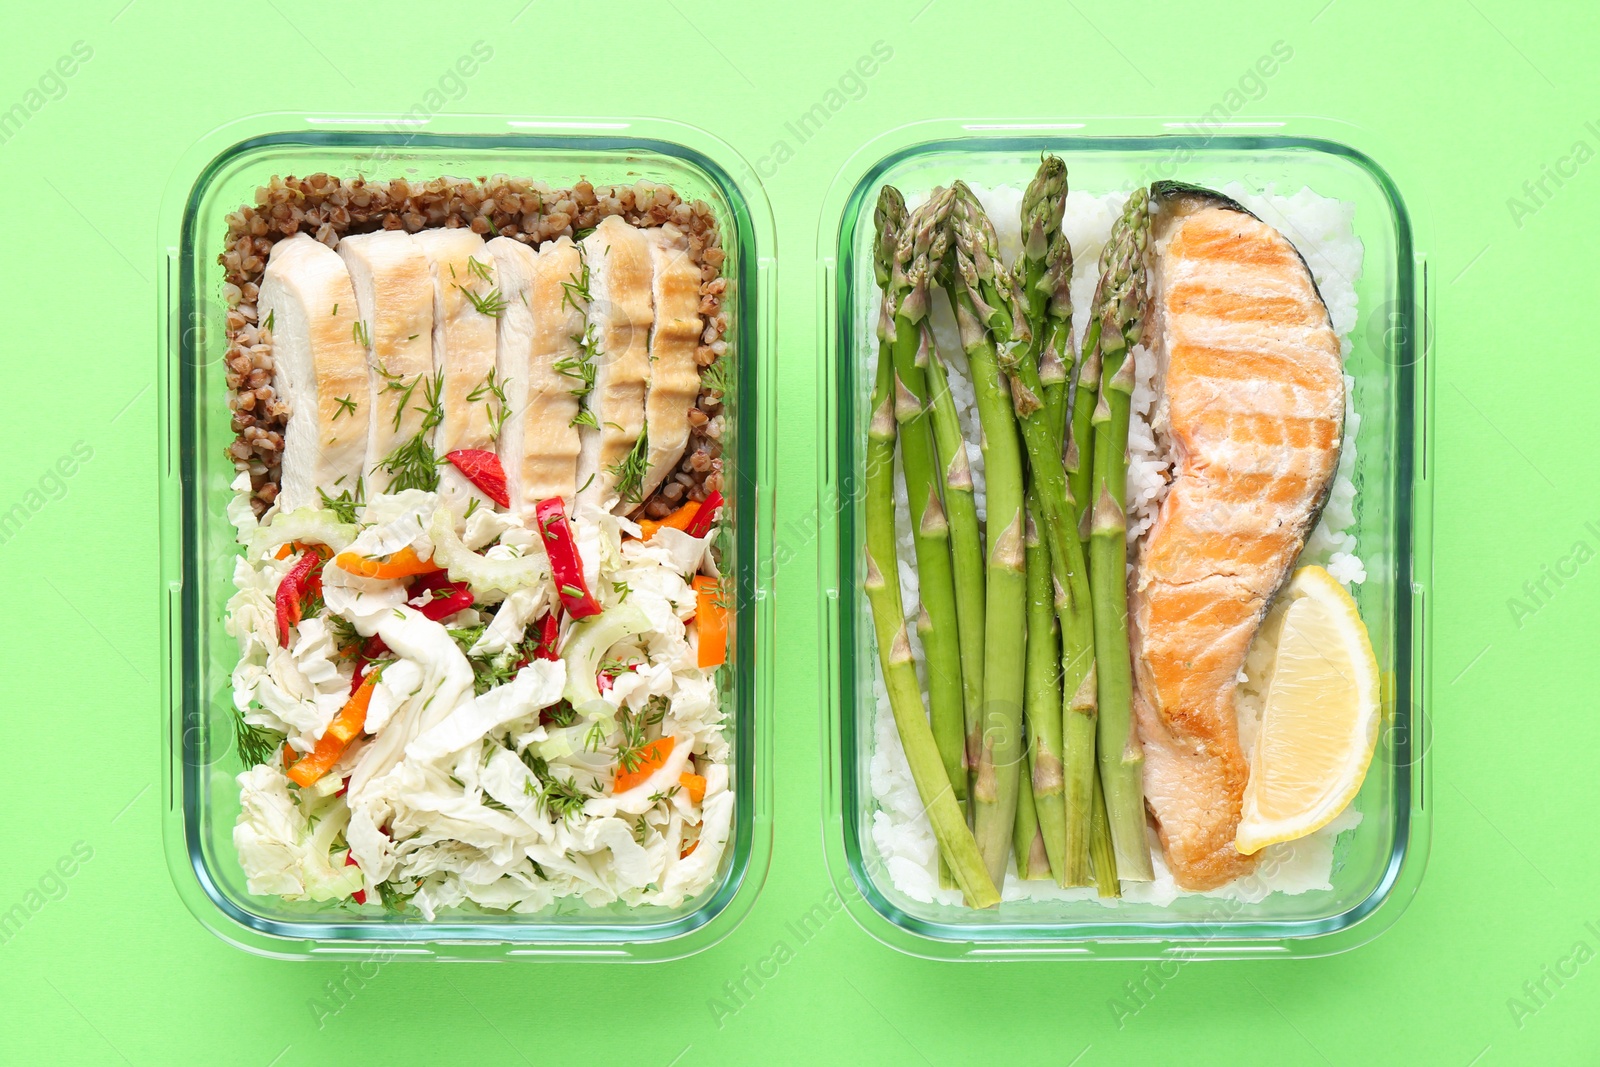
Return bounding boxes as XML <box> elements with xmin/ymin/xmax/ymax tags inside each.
<box><xmin>814</xmin><ymin>117</ymin><xmax>1434</xmax><ymax>961</ymax></box>
<box><xmin>157</xmin><ymin>113</ymin><xmax>777</xmax><ymax>961</ymax></box>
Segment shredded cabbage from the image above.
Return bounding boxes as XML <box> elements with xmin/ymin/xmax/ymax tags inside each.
<box><xmin>228</xmin><ymin>487</ymin><xmax>734</xmax><ymax>917</ymax></box>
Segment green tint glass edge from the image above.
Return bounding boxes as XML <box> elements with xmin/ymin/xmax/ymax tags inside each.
<box><xmin>171</xmin><ymin>126</ymin><xmax>763</xmax><ymax>954</ymax></box>
<box><xmin>831</xmin><ymin>133</ymin><xmax>1421</xmax><ymax>951</ymax></box>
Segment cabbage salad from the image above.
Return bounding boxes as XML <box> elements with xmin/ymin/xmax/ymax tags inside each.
<box><xmin>224</xmin><ymin>475</ymin><xmax>733</xmax><ymax>919</ymax></box>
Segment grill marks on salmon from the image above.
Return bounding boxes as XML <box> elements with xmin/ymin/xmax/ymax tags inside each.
<box><xmin>1132</xmin><ymin>186</ymin><xmax>1344</xmax><ymax>891</ymax></box>
<box><xmin>257</xmin><ymin>235</ymin><xmax>370</xmax><ymax>511</ymax></box>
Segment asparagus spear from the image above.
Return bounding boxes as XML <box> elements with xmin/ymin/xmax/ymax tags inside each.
<box><xmin>1015</xmin><ymin>156</ymin><xmax>1075</xmax><ymax>449</ymax></box>
<box><xmin>1089</xmin><ymin>188</ymin><xmax>1155</xmax><ymax>882</ymax></box>
<box><xmin>961</xmin><ymin>173</ymin><xmax>1096</xmax><ymax>887</ymax></box>
<box><xmin>866</xmin><ymin>189</ymin><xmax>998</xmax><ymax>909</ymax></box>
<box><xmin>1014</xmin><ymin>751</ymin><xmax>1052</xmax><ymax>881</ymax></box>
<box><xmin>920</xmin><ymin>322</ymin><xmax>985</xmax><ymax>793</ymax></box>
<box><xmin>1089</xmin><ymin>763</ymin><xmax>1121</xmax><ymax>898</ymax></box>
<box><xmin>942</xmin><ymin>184</ymin><xmax>1029</xmax><ymax>889</ymax></box>
<box><xmin>1023</xmin><ymin>501</ymin><xmax>1066</xmax><ymax>883</ymax></box>
<box><xmin>1068</xmin><ymin>318</ymin><xmax>1101</xmax><ymax>544</ymax></box>
<box><xmin>885</xmin><ymin>190</ymin><xmax>966</xmax><ymax>802</ymax></box>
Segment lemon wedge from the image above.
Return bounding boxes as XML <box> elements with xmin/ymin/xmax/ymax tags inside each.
<box><xmin>1235</xmin><ymin>565</ymin><xmax>1380</xmax><ymax>856</ymax></box>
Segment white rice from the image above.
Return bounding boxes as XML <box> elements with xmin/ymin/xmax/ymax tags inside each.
<box><xmin>869</xmin><ymin>181</ymin><xmax>1367</xmax><ymax>907</ymax></box>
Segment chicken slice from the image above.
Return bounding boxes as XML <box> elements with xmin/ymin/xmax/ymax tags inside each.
<box><xmin>258</xmin><ymin>234</ymin><xmax>369</xmax><ymax>512</ymax></box>
<box><xmin>411</xmin><ymin>228</ymin><xmax>504</xmax><ymax>511</ymax></box>
<box><xmin>641</xmin><ymin>224</ymin><xmax>705</xmax><ymax>504</ymax></box>
<box><xmin>575</xmin><ymin>215</ymin><xmax>654</xmax><ymax>514</ymax></box>
<box><xmin>337</xmin><ymin>230</ymin><xmax>435</xmax><ymax>495</ymax></box>
<box><xmin>484</xmin><ymin>236</ymin><xmax>585</xmax><ymax>522</ymax></box>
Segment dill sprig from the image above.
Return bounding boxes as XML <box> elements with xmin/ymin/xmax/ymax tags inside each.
<box><xmin>461</xmin><ymin>284</ymin><xmax>510</xmax><ymax>318</ymax></box>
<box><xmin>352</xmin><ymin>319</ymin><xmax>371</xmax><ymax>347</ymax></box>
<box><xmin>376</xmin><ymin>433</ymin><xmax>439</xmax><ymax>493</ymax></box>
<box><xmin>233</xmin><ymin>709</ymin><xmax>284</xmax><ymax>768</ymax></box>
<box><xmin>701</xmin><ymin>356</ymin><xmax>729</xmax><ymax>397</ymax></box>
<box><xmin>467</xmin><ymin>369</ymin><xmax>511</xmax><ymax>437</ymax></box>
<box><xmin>374</xmin><ymin>371</ymin><xmax>444</xmax><ymax>492</ymax></box>
<box><xmin>606</xmin><ymin>426</ymin><xmax>650</xmax><ymax>504</ymax></box>
<box><xmin>615</xmin><ymin>700</ymin><xmax>667</xmax><ymax>774</ymax></box>
<box><xmin>560</xmin><ymin>255</ymin><xmax>592</xmax><ymax>311</ymax></box>
<box><xmin>332</xmin><ymin>394</ymin><xmax>357</xmax><ymax>421</ymax></box>
<box><xmin>318</xmin><ymin>483</ymin><xmax>362</xmax><ymax>524</ymax></box>
<box><xmin>465</xmin><ymin>256</ymin><xmax>494</xmax><ymax>284</ymax></box>
<box><xmin>536</xmin><ymin>775</ymin><xmax>589</xmax><ymax>822</ymax></box>
<box><xmin>374</xmin><ymin>879</ymin><xmax>413</xmax><ymax>911</ymax></box>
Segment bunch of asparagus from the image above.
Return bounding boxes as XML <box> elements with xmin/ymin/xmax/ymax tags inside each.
<box><xmin>863</xmin><ymin>160</ymin><xmax>1155</xmax><ymax>903</ymax></box>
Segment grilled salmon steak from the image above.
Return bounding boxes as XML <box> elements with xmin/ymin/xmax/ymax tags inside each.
<box><xmin>1131</xmin><ymin>183</ymin><xmax>1345</xmax><ymax>891</ymax></box>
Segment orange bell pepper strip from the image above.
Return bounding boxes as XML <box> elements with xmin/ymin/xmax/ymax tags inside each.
<box><xmin>612</xmin><ymin>736</ymin><xmax>676</xmax><ymax>794</ymax></box>
<box><xmin>693</xmin><ymin>575</ymin><xmax>727</xmax><ymax>668</ymax></box>
<box><xmin>679</xmin><ymin>772</ymin><xmax>706</xmax><ymax>805</ymax></box>
<box><xmin>333</xmin><ymin>544</ymin><xmax>442</xmax><ymax>580</ymax></box>
<box><xmin>635</xmin><ymin>500</ymin><xmax>701</xmax><ymax>541</ymax></box>
<box><xmin>287</xmin><ymin>672</ymin><xmax>380</xmax><ymax>787</ymax></box>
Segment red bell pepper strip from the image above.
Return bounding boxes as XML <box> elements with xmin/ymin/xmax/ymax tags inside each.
<box><xmin>444</xmin><ymin>449</ymin><xmax>510</xmax><ymax>508</ymax></box>
<box><xmin>417</xmin><ymin>580</ymin><xmax>473</xmax><ymax>621</ymax></box>
<box><xmin>535</xmin><ymin>497</ymin><xmax>602</xmax><ymax>618</ymax></box>
<box><xmin>350</xmin><ymin>635</ymin><xmax>389</xmax><ymax>694</ymax></box>
<box><xmin>534</xmin><ymin>610</ymin><xmax>562</xmax><ymax>661</ymax></box>
<box><xmin>684</xmin><ymin>491</ymin><xmax>724</xmax><ymax>539</ymax></box>
<box><xmin>275</xmin><ymin>549</ymin><xmax>325</xmax><ymax>647</ymax></box>
<box><xmin>344</xmin><ymin>853</ymin><xmax>367</xmax><ymax>905</ymax></box>
<box><xmin>596</xmin><ymin>662</ymin><xmax>637</xmax><ymax>693</ymax></box>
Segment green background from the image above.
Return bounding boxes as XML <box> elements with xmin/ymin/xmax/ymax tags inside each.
<box><xmin>1</xmin><ymin>0</ymin><xmax>1594</xmax><ymax>1063</ymax></box>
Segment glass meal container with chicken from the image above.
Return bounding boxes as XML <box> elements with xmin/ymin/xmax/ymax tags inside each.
<box><xmin>219</xmin><ymin>175</ymin><xmax>736</xmax><ymax>918</ymax></box>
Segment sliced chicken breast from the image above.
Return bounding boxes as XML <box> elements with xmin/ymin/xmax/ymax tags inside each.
<box><xmin>641</xmin><ymin>224</ymin><xmax>705</xmax><ymax>503</ymax></box>
<box><xmin>337</xmin><ymin>231</ymin><xmax>435</xmax><ymax>494</ymax></box>
<box><xmin>258</xmin><ymin>234</ymin><xmax>370</xmax><ymax>512</ymax></box>
<box><xmin>411</xmin><ymin>228</ymin><xmax>503</xmax><ymax>511</ymax></box>
<box><xmin>575</xmin><ymin>215</ymin><xmax>654</xmax><ymax>514</ymax></box>
<box><xmin>485</xmin><ymin>236</ymin><xmax>585</xmax><ymax>522</ymax></box>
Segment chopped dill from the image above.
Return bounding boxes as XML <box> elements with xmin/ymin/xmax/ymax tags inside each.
<box><xmin>465</xmin><ymin>256</ymin><xmax>493</xmax><ymax>284</ymax></box>
<box><xmin>467</xmin><ymin>369</ymin><xmax>510</xmax><ymax>437</ymax></box>
<box><xmin>352</xmin><ymin>319</ymin><xmax>370</xmax><ymax>347</ymax></box>
<box><xmin>461</xmin><ymin>284</ymin><xmax>510</xmax><ymax>318</ymax></box>
<box><xmin>233</xmin><ymin>709</ymin><xmax>284</xmax><ymax>769</ymax></box>
<box><xmin>318</xmin><ymin>484</ymin><xmax>362</xmax><ymax>524</ymax></box>
<box><xmin>544</xmin><ymin>702</ymin><xmax>578</xmax><ymax>728</ymax></box>
<box><xmin>701</xmin><ymin>356</ymin><xmax>729</xmax><ymax>397</ymax></box>
<box><xmin>538</xmin><ymin>775</ymin><xmax>589</xmax><ymax>822</ymax></box>
<box><xmin>332</xmin><ymin>394</ymin><xmax>357</xmax><ymax>421</ymax></box>
<box><xmin>374</xmin><ymin>880</ymin><xmax>413</xmax><ymax>911</ymax></box>
<box><xmin>560</xmin><ymin>254</ymin><xmax>592</xmax><ymax>311</ymax></box>
<box><xmin>606</xmin><ymin>427</ymin><xmax>650</xmax><ymax>504</ymax></box>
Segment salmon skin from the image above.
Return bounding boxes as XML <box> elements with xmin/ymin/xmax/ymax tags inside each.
<box><xmin>1131</xmin><ymin>181</ymin><xmax>1345</xmax><ymax>890</ymax></box>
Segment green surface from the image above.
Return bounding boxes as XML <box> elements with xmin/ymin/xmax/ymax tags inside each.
<box><xmin>0</xmin><ymin>1</ymin><xmax>1595</xmax><ymax>1063</ymax></box>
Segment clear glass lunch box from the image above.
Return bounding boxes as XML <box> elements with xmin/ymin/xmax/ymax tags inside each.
<box><xmin>816</xmin><ymin>120</ymin><xmax>1433</xmax><ymax>960</ymax></box>
<box><xmin>158</xmin><ymin>114</ymin><xmax>775</xmax><ymax>961</ymax></box>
